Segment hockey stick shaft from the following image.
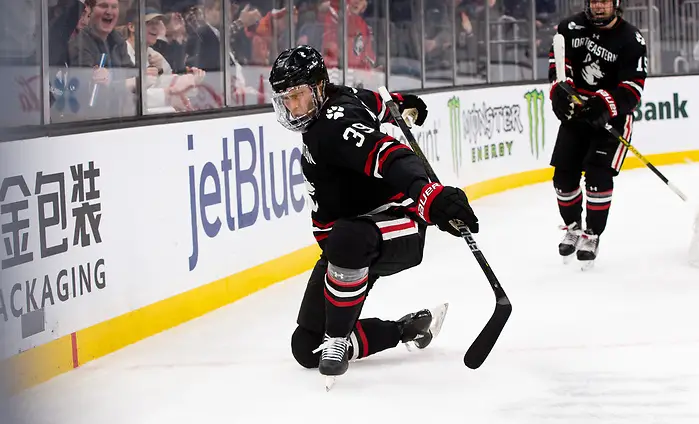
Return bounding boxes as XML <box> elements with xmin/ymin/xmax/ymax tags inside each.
<box><xmin>377</xmin><ymin>86</ymin><xmax>511</xmax><ymax>369</ymax></box>
<box><xmin>552</xmin><ymin>34</ymin><xmax>688</xmax><ymax>202</ymax></box>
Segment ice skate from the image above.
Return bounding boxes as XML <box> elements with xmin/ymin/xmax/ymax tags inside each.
<box><xmin>312</xmin><ymin>334</ymin><xmax>350</xmax><ymax>391</ymax></box>
<box><xmin>559</xmin><ymin>222</ymin><xmax>582</xmax><ymax>264</ymax></box>
<box><xmin>577</xmin><ymin>229</ymin><xmax>599</xmax><ymax>271</ymax></box>
<box><xmin>398</xmin><ymin>303</ymin><xmax>449</xmax><ymax>351</ymax></box>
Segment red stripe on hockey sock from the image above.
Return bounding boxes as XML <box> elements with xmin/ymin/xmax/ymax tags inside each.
<box><xmin>558</xmin><ymin>194</ymin><xmax>582</xmax><ymax>207</ymax></box>
<box><xmin>587</xmin><ymin>203</ymin><xmax>611</xmax><ymax>211</ymax></box>
<box><xmin>586</xmin><ymin>189</ymin><xmax>613</xmax><ymax>197</ymax></box>
<box><xmin>324</xmin><ymin>289</ymin><xmax>366</xmax><ymax>307</ymax></box>
<box><xmin>326</xmin><ymin>272</ymin><xmax>368</xmax><ymax>288</ymax></box>
<box><xmin>355</xmin><ymin>321</ymin><xmax>369</xmax><ymax>358</ymax></box>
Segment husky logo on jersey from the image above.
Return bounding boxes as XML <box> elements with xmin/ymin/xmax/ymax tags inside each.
<box><xmin>636</xmin><ymin>31</ymin><xmax>646</xmax><ymax>45</ymax></box>
<box><xmin>582</xmin><ymin>61</ymin><xmax>604</xmax><ymax>85</ymax></box>
<box><xmin>568</xmin><ymin>21</ymin><xmax>585</xmax><ymax>30</ymax></box>
<box><xmin>304</xmin><ymin>176</ymin><xmax>318</xmax><ymax>212</ymax></box>
<box><xmin>326</xmin><ymin>105</ymin><xmax>344</xmax><ymax>120</ymax></box>
<box><xmin>302</xmin><ymin>144</ymin><xmax>316</xmax><ymax>165</ymax></box>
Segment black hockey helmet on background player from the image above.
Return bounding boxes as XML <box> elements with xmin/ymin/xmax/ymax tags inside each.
<box><xmin>584</xmin><ymin>0</ymin><xmax>622</xmax><ymax>26</ymax></box>
<box><xmin>269</xmin><ymin>45</ymin><xmax>331</xmax><ymax>132</ymax></box>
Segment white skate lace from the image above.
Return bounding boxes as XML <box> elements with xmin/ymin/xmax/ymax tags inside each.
<box><xmin>579</xmin><ymin>233</ymin><xmax>599</xmax><ymax>252</ymax></box>
<box><xmin>559</xmin><ymin>223</ymin><xmax>582</xmax><ymax>246</ymax></box>
<box><xmin>312</xmin><ymin>336</ymin><xmax>349</xmax><ymax>362</ymax></box>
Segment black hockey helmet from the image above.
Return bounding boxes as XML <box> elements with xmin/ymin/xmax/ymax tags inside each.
<box><xmin>269</xmin><ymin>45</ymin><xmax>330</xmax><ymax>132</ymax></box>
<box><xmin>584</xmin><ymin>0</ymin><xmax>622</xmax><ymax>26</ymax></box>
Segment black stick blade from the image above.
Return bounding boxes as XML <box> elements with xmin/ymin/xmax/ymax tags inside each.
<box><xmin>463</xmin><ymin>297</ymin><xmax>512</xmax><ymax>369</ymax></box>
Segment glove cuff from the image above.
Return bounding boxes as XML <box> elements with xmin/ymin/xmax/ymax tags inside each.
<box><xmin>550</xmin><ymin>78</ymin><xmax>575</xmax><ymax>99</ymax></box>
<box><xmin>390</xmin><ymin>92</ymin><xmax>405</xmax><ymax>102</ymax></box>
<box><xmin>593</xmin><ymin>89</ymin><xmax>618</xmax><ymax>118</ymax></box>
<box><xmin>417</xmin><ymin>182</ymin><xmax>443</xmax><ymax>224</ymax></box>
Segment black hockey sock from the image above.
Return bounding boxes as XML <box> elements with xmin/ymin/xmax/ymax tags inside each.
<box><xmin>324</xmin><ymin>262</ymin><xmax>368</xmax><ymax>337</ymax></box>
<box><xmin>555</xmin><ymin>185</ymin><xmax>583</xmax><ymax>225</ymax></box>
<box><xmin>349</xmin><ymin>318</ymin><xmax>402</xmax><ymax>360</ymax></box>
<box><xmin>585</xmin><ymin>187</ymin><xmax>613</xmax><ymax>235</ymax></box>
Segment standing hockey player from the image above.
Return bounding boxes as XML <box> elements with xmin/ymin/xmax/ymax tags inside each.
<box><xmin>268</xmin><ymin>45</ymin><xmax>479</xmax><ymax>388</ymax></box>
<box><xmin>549</xmin><ymin>0</ymin><xmax>647</xmax><ymax>268</ymax></box>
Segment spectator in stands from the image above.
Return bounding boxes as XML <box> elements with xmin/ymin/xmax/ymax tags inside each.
<box><xmin>423</xmin><ymin>0</ymin><xmax>455</xmax><ymax>73</ymax></box>
<box><xmin>455</xmin><ymin>0</ymin><xmax>479</xmax><ymax>72</ymax></box>
<box><xmin>228</xmin><ymin>1</ymin><xmax>263</xmax><ymax>65</ymax></box>
<box><xmin>187</xmin><ymin>0</ymin><xmax>224</xmax><ymax>71</ymax></box>
<box><xmin>249</xmin><ymin>4</ymin><xmax>296</xmax><ymax>66</ymax></box>
<box><xmin>48</xmin><ymin>0</ymin><xmax>95</xmax><ymax>115</ymax></box>
<box><xmin>388</xmin><ymin>0</ymin><xmax>422</xmax><ymax>79</ymax></box>
<box><xmin>49</xmin><ymin>0</ymin><xmax>95</xmax><ymax>67</ymax></box>
<box><xmin>152</xmin><ymin>11</ymin><xmax>189</xmax><ymax>73</ymax></box>
<box><xmin>459</xmin><ymin>0</ymin><xmax>502</xmax><ymax>78</ymax></box>
<box><xmin>322</xmin><ymin>0</ymin><xmax>377</xmax><ymax>70</ymax></box>
<box><xmin>119</xmin><ymin>7</ymin><xmax>207</xmax><ymax>113</ymax></box>
<box><xmin>296</xmin><ymin>0</ymin><xmax>332</xmax><ymax>52</ymax></box>
<box><xmin>68</xmin><ymin>0</ymin><xmax>138</xmax><ymax>118</ymax></box>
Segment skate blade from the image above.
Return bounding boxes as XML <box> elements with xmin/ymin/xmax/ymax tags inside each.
<box><xmin>325</xmin><ymin>376</ymin><xmax>336</xmax><ymax>392</ymax></box>
<box><xmin>562</xmin><ymin>254</ymin><xmax>575</xmax><ymax>265</ymax></box>
<box><xmin>428</xmin><ymin>302</ymin><xmax>449</xmax><ymax>339</ymax></box>
<box><xmin>403</xmin><ymin>303</ymin><xmax>449</xmax><ymax>352</ymax></box>
<box><xmin>580</xmin><ymin>260</ymin><xmax>595</xmax><ymax>271</ymax></box>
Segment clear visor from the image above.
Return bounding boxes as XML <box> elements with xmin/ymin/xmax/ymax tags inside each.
<box><xmin>271</xmin><ymin>84</ymin><xmax>321</xmax><ymax>132</ymax></box>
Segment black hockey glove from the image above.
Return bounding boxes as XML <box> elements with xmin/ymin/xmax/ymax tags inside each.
<box><xmin>391</xmin><ymin>92</ymin><xmax>428</xmax><ymax>126</ymax></box>
<box><xmin>550</xmin><ymin>80</ymin><xmax>576</xmax><ymax>122</ymax></box>
<box><xmin>417</xmin><ymin>182</ymin><xmax>479</xmax><ymax>237</ymax></box>
<box><xmin>574</xmin><ymin>95</ymin><xmax>611</xmax><ymax>129</ymax></box>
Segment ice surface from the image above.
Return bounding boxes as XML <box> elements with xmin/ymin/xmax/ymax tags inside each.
<box><xmin>13</xmin><ymin>163</ymin><xmax>699</xmax><ymax>424</ymax></box>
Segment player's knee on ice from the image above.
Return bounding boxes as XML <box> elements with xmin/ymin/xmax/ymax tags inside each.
<box><xmin>291</xmin><ymin>326</ymin><xmax>323</xmax><ymax>369</ymax></box>
<box><xmin>325</xmin><ymin>218</ymin><xmax>381</xmax><ymax>269</ymax></box>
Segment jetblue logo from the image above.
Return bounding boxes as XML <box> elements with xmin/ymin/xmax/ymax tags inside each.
<box><xmin>187</xmin><ymin>127</ymin><xmax>306</xmax><ymax>271</ymax></box>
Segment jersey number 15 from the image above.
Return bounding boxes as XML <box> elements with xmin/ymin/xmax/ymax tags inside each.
<box><xmin>637</xmin><ymin>56</ymin><xmax>649</xmax><ymax>73</ymax></box>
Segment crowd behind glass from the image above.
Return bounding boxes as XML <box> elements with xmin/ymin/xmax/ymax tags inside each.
<box><xmin>0</xmin><ymin>0</ymin><xmax>696</xmax><ymax>129</ymax></box>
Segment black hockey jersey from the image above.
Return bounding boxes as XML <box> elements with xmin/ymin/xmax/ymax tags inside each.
<box><xmin>548</xmin><ymin>12</ymin><xmax>647</xmax><ymax>126</ymax></box>
<box><xmin>300</xmin><ymin>85</ymin><xmax>428</xmax><ymax>245</ymax></box>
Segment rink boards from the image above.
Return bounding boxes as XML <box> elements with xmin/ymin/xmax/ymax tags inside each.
<box><xmin>1</xmin><ymin>75</ymin><xmax>698</xmax><ymax>392</ymax></box>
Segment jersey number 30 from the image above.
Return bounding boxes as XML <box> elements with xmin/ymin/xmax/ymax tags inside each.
<box><xmin>343</xmin><ymin>123</ymin><xmax>375</xmax><ymax>147</ymax></box>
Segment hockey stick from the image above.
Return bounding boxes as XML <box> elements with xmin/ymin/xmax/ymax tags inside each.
<box><xmin>552</xmin><ymin>33</ymin><xmax>688</xmax><ymax>202</ymax></box>
<box><xmin>377</xmin><ymin>86</ymin><xmax>512</xmax><ymax>370</ymax></box>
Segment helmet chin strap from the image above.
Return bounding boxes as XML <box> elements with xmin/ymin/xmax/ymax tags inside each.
<box><xmin>585</xmin><ymin>0</ymin><xmax>620</xmax><ymax>26</ymax></box>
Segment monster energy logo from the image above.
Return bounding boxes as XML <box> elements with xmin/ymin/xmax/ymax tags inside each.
<box><xmin>447</xmin><ymin>96</ymin><xmax>462</xmax><ymax>175</ymax></box>
<box><xmin>524</xmin><ymin>89</ymin><xmax>546</xmax><ymax>159</ymax></box>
